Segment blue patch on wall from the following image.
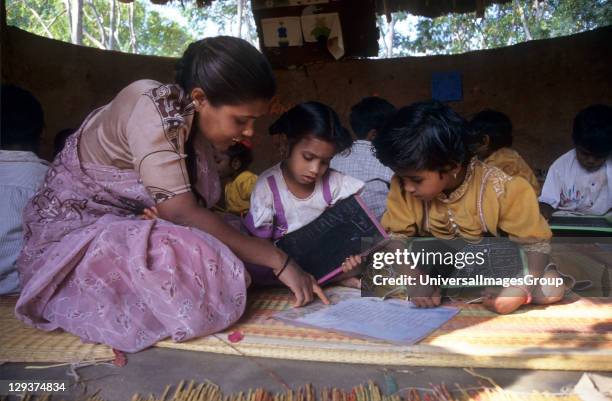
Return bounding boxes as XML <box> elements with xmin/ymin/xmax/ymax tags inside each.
<box><xmin>431</xmin><ymin>71</ymin><xmax>462</xmax><ymax>102</ymax></box>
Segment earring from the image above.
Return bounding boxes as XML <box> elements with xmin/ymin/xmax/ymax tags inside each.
<box><xmin>453</xmin><ymin>172</ymin><xmax>457</xmax><ymax>179</ymax></box>
<box><xmin>191</xmin><ymin>100</ymin><xmax>200</xmax><ymax>108</ymax></box>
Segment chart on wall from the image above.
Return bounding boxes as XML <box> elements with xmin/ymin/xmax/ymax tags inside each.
<box><xmin>252</xmin><ymin>0</ymin><xmax>378</xmax><ymax>67</ymax></box>
<box><xmin>261</xmin><ymin>17</ymin><xmax>303</xmax><ymax>47</ymax></box>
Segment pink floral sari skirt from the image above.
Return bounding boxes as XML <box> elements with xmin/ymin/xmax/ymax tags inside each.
<box><xmin>15</xmin><ymin>130</ymin><xmax>247</xmax><ymax>352</ymax></box>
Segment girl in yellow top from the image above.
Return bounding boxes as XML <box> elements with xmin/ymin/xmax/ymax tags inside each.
<box><xmin>215</xmin><ymin>141</ymin><xmax>258</xmax><ymax>215</ymax></box>
<box><xmin>374</xmin><ymin>101</ymin><xmax>564</xmax><ymax>315</ymax></box>
<box><xmin>466</xmin><ymin>109</ymin><xmax>540</xmax><ymax>194</ymax></box>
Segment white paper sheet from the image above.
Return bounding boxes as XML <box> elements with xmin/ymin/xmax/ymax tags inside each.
<box><xmin>300</xmin><ymin>12</ymin><xmax>344</xmax><ymax>59</ymax></box>
<box><xmin>277</xmin><ymin>296</ymin><xmax>459</xmax><ymax>344</ymax></box>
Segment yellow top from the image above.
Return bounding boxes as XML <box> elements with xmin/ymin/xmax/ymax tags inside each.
<box><xmin>381</xmin><ymin>158</ymin><xmax>551</xmax><ymax>253</ymax></box>
<box><xmin>484</xmin><ymin>147</ymin><xmax>540</xmax><ymax>195</ymax></box>
<box><xmin>224</xmin><ymin>170</ymin><xmax>258</xmax><ymax>215</ymax></box>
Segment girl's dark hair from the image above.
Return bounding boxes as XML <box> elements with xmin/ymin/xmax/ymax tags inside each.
<box><xmin>572</xmin><ymin>104</ymin><xmax>612</xmax><ymax>157</ymax></box>
<box><xmin>175</xmin><ymin>36</ymin><xmax>276</xmax><ymax>106</ymax></box>
<box><xmin>274</xmin><ymin>101</ymin><xmax>353</xmax><ymax>154</ymax></box>
<box><xmin>373</xmin><ymin>101</ymin><xmax>469</xmax><ymax>172</ymax></box>
<box><xmin>466</xmin><ymin>109</ymin><xmax>513</xmax><ymax>152</ymax></box>
<box><xmin>226</xmin><ymin>142</ymin><xmax>253</xmax><ymax>174</ymax></box>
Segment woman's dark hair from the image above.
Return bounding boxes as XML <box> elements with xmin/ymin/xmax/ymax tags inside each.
<box><xmin>572</xmin><ymin>104</ymin><xmax>612</xmax><ymax>157</ymax></box>
<box><xmin>1</xmin><ymin>84</ymin><xmax>44</xmax><ymax>151</ymax></box>
<box><xmin>53</xmin><ymin>128</ymin><xmax>76</xmax><ymax>158</ymax></box>
<box><xmin>466</xmin><ymin>109</ymin><xmax>513</xmax><ymax>152</ymax></box>
<box><xmin>373</xmin><ymin>101</ymin><xmax>469</xmax><ymax>172</ymax></box>
<box><xmin>226</xmin><ymin>142</ymin><xmax>253</xmax><ymax>174</ymax></box>
<box><xmin>350</xmin><ymin>96</ymin><xmax>396</xmax><ymax>139</ymax></box>
<box><xmin>275</xmin><ymin>101</ymin><xmax>353</xmax><ymax>154</ymax></box>
<box><xmin>175</xmin><ymin>36</ymin><xmax>276</xmax><ymax>106</ymax></box>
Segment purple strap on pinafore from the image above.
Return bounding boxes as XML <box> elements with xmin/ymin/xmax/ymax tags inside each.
<box><xmin>266</xmin><ymin>176</ymin><xmax>288</xmax><ymax>240</ymax></box>
<box><xmin>241</xmin><ymin>171</ymin><xmax>333</xmax><ymax>286</ymax></box>
<box><xmin>243</xmin><ymin>171</ymin><xmax>333</xmax><ymax>241</ymax></box>
<box><xmin>267</xmin><ymin>171</ymin><xmax>333</xmax><ymax>240</ymax></box>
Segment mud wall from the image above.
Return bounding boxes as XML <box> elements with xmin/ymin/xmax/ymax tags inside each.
<box><xmin>2</xmin><ymin>25</ymin><xmax>611</xmax><ymax>174</ymax></box>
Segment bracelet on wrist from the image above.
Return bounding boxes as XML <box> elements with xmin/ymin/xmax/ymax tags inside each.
<box><xmin>275</xmin><ymin>255</ymin><xmax>291</xmax><ymax>278</ymax></box>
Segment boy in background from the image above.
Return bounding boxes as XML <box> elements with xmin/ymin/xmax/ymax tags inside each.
<box><xmin>0</xmin><ymin>84</ymin><xmax>49</xmax><ymax>294</ymax></box>
<box><xmin>215</xmin><ymin>141</ymin><xmax>258</xmax><ymax>216</ymax></box>
<box><xmin>539</xmin><ymin>104</ymin><xmax>612</xmax><ymax>219</ymax></box>
<box><xmin>331</xmin><ymin>97</ymin><xmax>396</xmax><ymax>219</ymax></box>
<box><xmin>467</xmin><ymin>109</ymin><xmax>540</xmax><ymax>194</ymax></box>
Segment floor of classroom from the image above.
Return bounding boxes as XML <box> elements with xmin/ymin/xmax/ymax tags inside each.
<box><xmin>1</xmin><ymin>347</ymin><xmax>609</xmax><ymax>400</ymax></box>
<box><xmin>2</xmin><ymin>241</ymin><xmax>610</xmax><ymax>399</ymax></box>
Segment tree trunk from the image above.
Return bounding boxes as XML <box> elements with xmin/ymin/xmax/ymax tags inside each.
<box><xmin>513</xmin><ymin>0</ymin><xmax>532</xmax><ymax>40</ymax></box>
<box><xmin>64</xmin><ymin>0</ymin><xmax>72</xmax><ymax>36</ymax></box>
<box><xmin>128</xmin><ymin>2</ymin><xmax>136</xmax><ymax>52</ymax></box>
<box><xmin>84</xmin><ymin>30</ymin><xmax>105</xmax><ymax>48</ymax></box>
<box><xmin>109</xmin><ymin>0</ymin><xmax>116</xmax><ymax>50</ymax></box>
<box><xmin>377</xmin><ymin>16</ymin><xmax>388</xmax><ymax>56</ymax></box>
<box><xmin>27</xmin><ymin>5</ymin><xmax>54</xmax><ymax>37</ymax></box>
<box><xmin>385</xmin><ymin>14</ymin><xmax>395</xmax><ymax>58</ymax></box>
<box><xmin>87</xmin><ymin>0</ymin><xmax>107</xmax><ymax>49</ymax></box>
<box><xmin>236</xmin><ymin>0</ymin><xmax>244</xmax><ymax>38</ymax></box>
<box><xmin>70</xmin><ymin>0</ymin><xmax>83</xmax><ymax>45</ymax></box>
<box><xmin>533</xmin><ymin>0</ymin><xmax>544</xmax><ymax>23</ymax></box>
<box><xmin>244</xmin><ymin>6</ymin><xmax>258</xmax><ymax>47</ymax></box>
<box><xmin>114</xmin><ymin>2</ymin><xmax>123</xmax><ymax>50</ymax></box>
<box><xmin>1</xmin><ymin>0</ymin><xmax>7</xmax><ymax>30</ymax></box>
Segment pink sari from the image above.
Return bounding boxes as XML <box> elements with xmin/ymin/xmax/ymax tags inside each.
<box><xmin>15</xmin><ymin>114</ymin><xmax>247</xmax><ymax>352</ymax></box>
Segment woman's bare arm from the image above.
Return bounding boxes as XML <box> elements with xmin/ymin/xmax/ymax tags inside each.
<box><xmin>157</xmin><ymin>192</ymin><xmax>284</xmax><ymax>269</ymax></box>
<box><xmin>156</xmin><ymin>192</ymin><xmax>329</xmax><ymax>306</ymax></box>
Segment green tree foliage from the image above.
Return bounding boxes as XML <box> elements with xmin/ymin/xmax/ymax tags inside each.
<box><xmin>378</xmin><ymin>0</ymin><xmax>612</xmax><ymax>57</ymax></box>
<box><xmin>6</xmin><ymin>0</ymin><xmax>610</xmax><ymax>58</ymax></box>
<box><xmin>6</xmin><ymin>0</ymin><xmax>196</xmax><ymax>57</ymax></box>
<box><xmin>179</xmin><ymin>0</ymin><xmax>259</xmax><ymax>47</ymax></box>
<box><xmin>6</xmin><ymin>0</ymin><xmax>258</xmax><ymax>57</ymax></box>
<box><xmin>6</xmin><ymin>0</ymin><xmax>71</xmax><ymax>41</ymax></box>
<box><xmin>136</xmin><ymin>9</ymin><xmax>195</xmax><ymax>56</ymax></box>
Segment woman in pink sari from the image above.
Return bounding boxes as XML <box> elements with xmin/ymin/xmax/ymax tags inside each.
<box><xmin>16</xmin><ymin>36</ymin><xmax>329</xmax><ymax>352</ymax></box>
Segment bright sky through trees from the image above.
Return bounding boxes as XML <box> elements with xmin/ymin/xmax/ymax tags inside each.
<box><xmin>6</xmin><ymin>0</ymin><xmax>611</xmax><ymax>58</ymax></box>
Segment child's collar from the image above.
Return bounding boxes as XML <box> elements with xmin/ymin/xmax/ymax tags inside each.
<box><xmin>436</xmin><ymin>158</ymin><xmax>477</xmax><ymax>204</ymax></box>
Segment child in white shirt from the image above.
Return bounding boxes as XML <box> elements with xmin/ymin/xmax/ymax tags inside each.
<box><xmin>244</xmin><ymin>102</ymin><xmax>365</xmax><ymax>284</ymax></box>
<box><xmin>540</xmin><ymin>105</ymin><xmax>612</xmax><ymax>218</ymax></box>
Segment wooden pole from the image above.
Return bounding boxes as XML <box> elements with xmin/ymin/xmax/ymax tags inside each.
<box><xmin>1</xmin><ymin>0</ymin><xmax>7</xmax><ymax>30</ymax></box>
<box><xmin>1</xmin><ymin>0</ymin><xmax>7</xmax><ymax>82</ymax></box>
